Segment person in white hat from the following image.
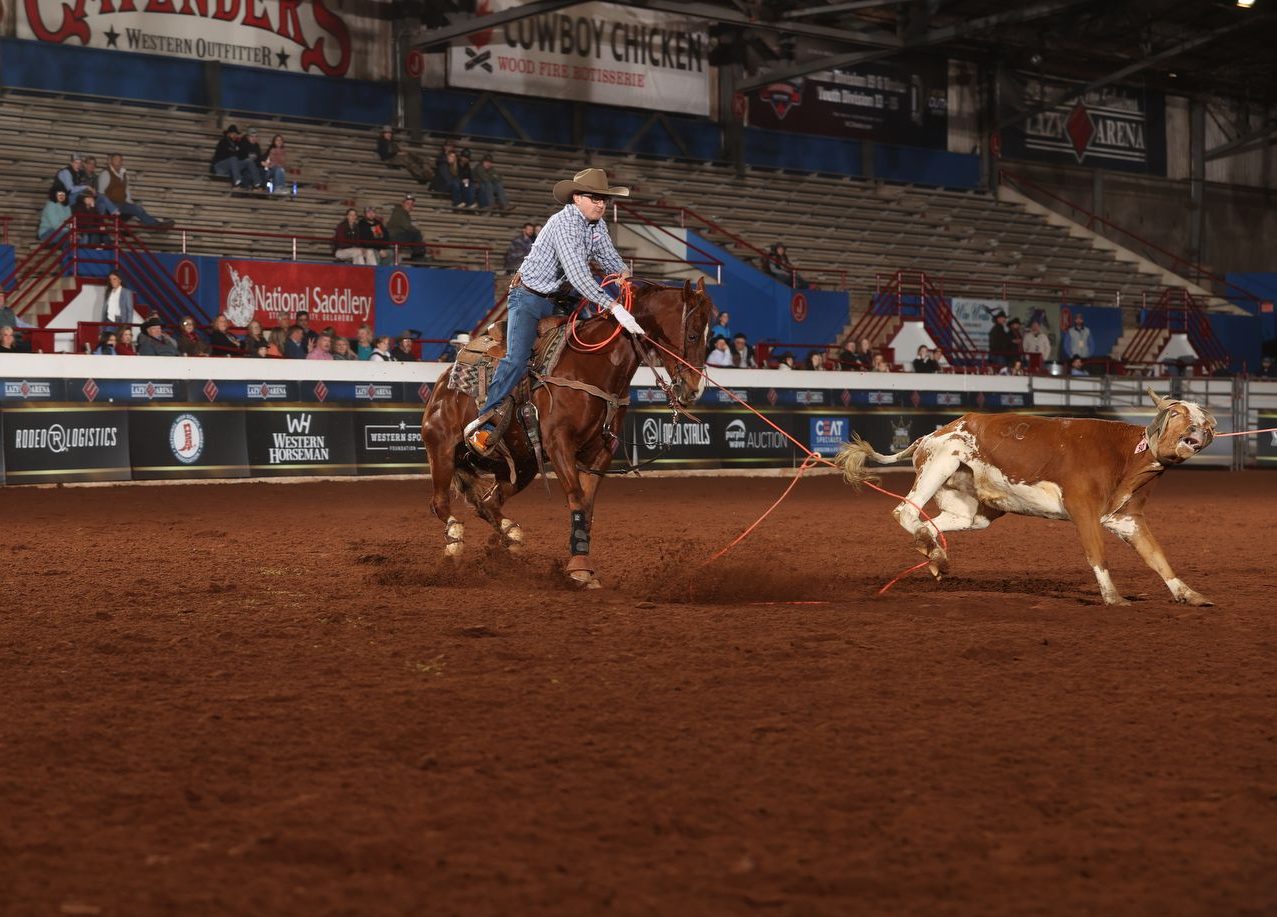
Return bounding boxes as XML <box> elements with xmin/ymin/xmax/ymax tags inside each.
<box><xmin>465</xmin><ymin>168</ymin><xmax>644</xmax><ymax>454</ymax></box>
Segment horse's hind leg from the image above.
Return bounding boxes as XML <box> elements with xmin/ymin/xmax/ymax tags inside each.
<box><xmin>454</xmin><ymin>465</ymin><xmax>525</xmax><ymax>554</ymax></box>
<box><xmin>423</xmin><ymin>409</ymin><xmax>466</xmax><ymax>558</ymax></box>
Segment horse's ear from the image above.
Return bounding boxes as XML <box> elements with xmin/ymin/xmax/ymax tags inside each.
<box><xmin>695</xmin><ymin>276</ymin><xmax>706</xmax><ymax>294</ymax></box>
<box><xmin>682</xmin><ymin>279</ymin><xmax>692</xmax><ymax>297</ymax></box>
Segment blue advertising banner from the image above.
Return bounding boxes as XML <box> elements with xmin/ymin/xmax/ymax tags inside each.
<box><xmin>69</xmin><ymin>378</ymin><xmax>183</xmax><ymax>404</ymax></box>
<box><xmin>809</xmin><ymin>415</ymin><xmax>851</xmax><ymax>457</ymax></box>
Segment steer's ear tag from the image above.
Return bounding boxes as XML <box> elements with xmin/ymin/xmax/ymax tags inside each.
<box><xmin>1134</xmin><ymin>437</ymin><xmax>1148</xmax><ymax>454</ymax></box>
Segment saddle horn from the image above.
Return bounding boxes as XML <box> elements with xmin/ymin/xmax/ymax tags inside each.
<box><xmin>1145</xmin><ymin>385</ymin><xmax>1172</xmax><ymax>411</ymax></box>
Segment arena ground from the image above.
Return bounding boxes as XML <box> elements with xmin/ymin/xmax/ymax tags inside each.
<box><xmin>2</xmin><ymin>470</ymin><xmax>1274</xmax><ymax>916</ymax></box>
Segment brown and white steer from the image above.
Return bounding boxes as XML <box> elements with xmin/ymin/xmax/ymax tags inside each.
<box><xmin>835</xmin><ymin>387</ymin><xmax>1216</xmax><ymax>606</ymax></box>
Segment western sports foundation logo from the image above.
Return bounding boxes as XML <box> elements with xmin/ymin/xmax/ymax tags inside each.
<box><xmin>169</xmin><ymin>413</ymin><xmax>204</xmax><ymax>464</ymax></box>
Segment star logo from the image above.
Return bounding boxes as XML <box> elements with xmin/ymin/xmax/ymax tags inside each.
<box><xmin>104</xmin><ymin>26</ymin><xmax>120</xmax><ymax>48</ymax></box>
<box><xmin>276</xmin><ymin>47</ymin><xmax>290</xmax><ymax>68</ymax></box>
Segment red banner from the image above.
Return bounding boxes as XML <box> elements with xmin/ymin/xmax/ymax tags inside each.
<box><xmin>220</xmin><ymin>260</ymin><xmax>375</xmax><ymax>338</ymax></box>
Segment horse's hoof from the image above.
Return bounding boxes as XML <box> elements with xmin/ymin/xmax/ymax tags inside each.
<box><xmin>567</xmin><ymin>570</ymin><xmax>601</xmax><ymax>589</ymax></box>
<box><xmin>501</xmin><ymin>521</ymin><xmax>524</xmax><ymax>554</ymax></box>
<box><xmin>444</xmin><ymin>542</ymin><xmax>464</xmax><ymax>559</ymax></box>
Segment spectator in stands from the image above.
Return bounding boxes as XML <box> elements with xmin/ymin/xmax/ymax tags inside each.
<box><xmin>710</xmin><ymin>311</ymin><xmax>733</xmax><ymax>341</ymax></box>
<box><xmin>333</xmin><ymin>208</ymin><xmax>375</xmax><ymax>266</ymax></box>
<box><xmin>0</xmin><ymin>325</ymin><xmax>17</xmax><ymax>353</ymax></box>
<box><xmin>871</xmin><ymin>352</ymin><xmax>891</xmax><ymax>373</ymax></box>
<box><xmin>370</xmin><ymin>335</ymin><xmax>394</xmax><ymax>361</ymax></box>
<box><xmin>839</xmin><ymin>336</ymin><xmax>873</xmax><ymax>370</ymax></box>
<box><xmin>241</xmin><ymin>319</ymin><xmax>268</xmax><ymax>357</ymax></box>
<box><xmin>1256</xmin><ymin>355</ymin><xmax>1275</xmax><ymax>379</ymax></box>
<box><xmin>456</xmin><ymin>149</ymin><xmax>479</xmax><ymax>209</ymax></box>
<box><xmin>475</xmin><ymin>154</ymin><xmax>511</xmax><ymax>212</ymax></box>
<box><xmin>1022</xmin><ymin>319</ymin><xmax>1051</xmax><ymax>365</ymax></box>
<box><xmin>804</xmin><ymin>351</ymin><xmax>829</xmax><ymax>370</ymax></box>
<box><xmin>0</xmin><ymin>291</ymin><xmax>31</xmax><ymax>334</ymax></box>
<box><xmin>331</xmin><ymin>336</ymin><xmax>357</xmax><ymax>361</ymax></box>
<box><xmin>376</xmin><ymin>125</ymin><xmax>432</xmax><ymax>185</ymax></box>
<box><xmin>1062</xmin><ymin>314</ymin><xmax>1093</xmax><ymax>362</ymax></box>
<box><xmin>354</xmin><ymin>323</ymin><xmax>375</xmax><ymax>360</ymax></box>
<box><xmin>731</xmin><ymin>333</ymin><xmax>756</xmax><ymax>368</ymax></box>
<box><xmin>37</xmin><ymin>188</ymin><xmax>72</xmax><ymax>242</ymax></box>
<box><xmin>359</xmin><ymin>205</ymin><xmax>392</xmax><ymax>265</ymax></box>
<box><xmin>208</xmin><ymin>314</ymin><xmax>240</xmax><ymax>357</ymax></box>
<box><xmin>73</xmin><ymin>189</ymin><xmax>106</xmax><ymax>247</ymax></box>
<box><xmin>82</xmin><ymin>156</ymin><xmax>101</xmax><ymax>189</ymax></box>
<box><xmin>987</xmin><ymin>311</ymin><xmax>1014</xmax><ymax>368</ymax></box>
<box><xmin>92</xmin><ymin>330</ymin><xmax>117</xmax><ymax>355</ymax></box>
<box><xmin>296</xmin><ymin>310</ymin><xmax>318</xmax><ymax>348</ymax></box>
<box><xmin>102</xmin><ymin>270</ymin><xmax>136</xmax><ymax>327</ymax></box>
<box><xmin>266</xmin><ymin>326</ymin><xmax>287</xmax><ymax>357</ymax></box>
<box><xmin>137</xmin><ymin>316</ymin><xmax>179</xmax><ymax>356</ymax></box>
<box><xmin>387</xmin><ymin>194</ymin><xmax>425</xmax><ymax>262</ymax></box>
<box><xmin>211</xmin><ymin>124</ymin><xmax>250</xmax><ymax>188</ymax></box>
<box><xmin>176</xmin><ymin>316</ymin><xmax>210</xmax><ymax>356</ymax></box>
<box><xmin>261</xmin><ymin>134</ymin><xmax>288</xmax><ymax>194</ymax></box>
<box><xmin>1069</xmin><ymin>355</ymin><xmax>1089</xmax><ymax>376</ymax></box>
<box><xmin>392</xmin><ymin>331</ymin><xmax>418</xmax><ymax>362</ymax></box>
<box><xmin>116</xmin><ymin>326</ymin><xmax>137</xmax><ymax>356</ymax></box>
<box><xmin>284</xmin><ymin>324</ymin><xmax>308</xmax><ymax>359</ymax></box>
<box><xmin>431</xmin><ymin>140</ymin><xmax>457</xmax><ymax>194</ymax></box>
<box><xmin>307</xmin><ymin>332</ymin><xmax>334</xmax><ymax>360</ymax></box>
<box><xmin>54</xmin><ymin>153</ymin><xmax>92</xmax><ymax>206</ymax></box>
<box><xmin>775</xmin><ymin>351</ymin><xmax>795</xmax><ymax>371</ymax></box>
<box><xmin>238</xmin><ymin>128</ymin><xmax>268</xmax><ymax>191</ymax></box>
<box><xmin>98</xmin><ymin>153</ymin><xmax>174</xmax><ymax>227</ymax></box>
<box><xmin>504</xmin><ymin>223</ymin><xmax>536</xmax><ymax>272</ymax></box>
<box><xmin>437</xmin><ymin>149</ymin><xmax>474</xmax><ymax>210</ymax></box>
<box><xmin>765</xmin><ymin>243</ymin><xmax>808</xmax><ymax>289</ymax></box>
<box><xmin>912</xmin><ymin>346</ymin><xmax>940</xmax><ymax>373</ymax></box>
<box><xmin>706</xmin><ymin>336</ymin><xmax>733</xmax><ymax>367</ymax></box>
<box><xmin>1004</xmin><ymin>359</ymin><xmax>1026</xmax><ymax>377</ymax></box>
<box><xmin>1008</xmin><ymin>317</ymin><xmax>1024</xmax><ymax>357</ymax></box>
<box><xmin>438</xmin><ymin>330</ymin><xmax>470</xmax><ymax>363</ymax></box>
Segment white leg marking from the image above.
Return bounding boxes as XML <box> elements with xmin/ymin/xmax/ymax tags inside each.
<box><xmin>501</xmin><ymin>517</ymin><xmax>524</xmax><ymax>554</ymax></box>
<box><xmin>445</xmin><ymin>516</ymin><xmax>465</xmax><ymax>558</ymax></box>
<box><xmin>1092</xmin><ymin>565</ymin><xmax>1127</xmax><ymax>606</ymax></box>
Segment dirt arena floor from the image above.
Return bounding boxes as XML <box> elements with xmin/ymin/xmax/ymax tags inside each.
<box><xmin>1</xmin><ymin>469</ymin><xmax>1275</xmax><ymax>916</ymax></box>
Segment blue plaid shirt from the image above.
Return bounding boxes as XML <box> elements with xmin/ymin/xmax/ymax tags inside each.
<box><xmin>517</xmin><ymin>203</ymin><xmax>627</xmax><ymax>308</ymax></box>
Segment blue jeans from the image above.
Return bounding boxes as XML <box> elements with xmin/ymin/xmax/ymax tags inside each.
<box><xmin>480</xmin><ymin>286</ymin><xmax>554</xmax><ymax>416</ymax></box>
<box><xmin>477</xmin><ymin>179</ymin><xmax>509</xmax><ymax>210</ymax></box>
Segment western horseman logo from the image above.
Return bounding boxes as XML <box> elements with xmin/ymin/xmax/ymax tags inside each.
<box><xmin>269</xmin><ymin>414</ymin><xmax>328</xmax><ymax>463</ymax></box>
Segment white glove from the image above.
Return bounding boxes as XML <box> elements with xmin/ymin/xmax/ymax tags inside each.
<box><xmin>610</xmin><ymin>302</ymin><xmax>646</xmax><ymax>336</ymax></box>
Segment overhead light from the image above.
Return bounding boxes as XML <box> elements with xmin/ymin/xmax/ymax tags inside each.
<box><xmin>1237</xmin><ymin>0</ymin><xmax>1255</xmax><ymax>8</ymax></box>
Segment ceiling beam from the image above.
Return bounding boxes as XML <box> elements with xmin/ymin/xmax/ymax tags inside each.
<box><xmin>995</xmin><ymin>17</ymin><xmax>1262</xmax><ymax>132</ymax></box>
<box><xmin>624</xmin><ymin>0</ymin><xmax>903</xmax><ymax>48</ymax></box>
<box><xmin>737</xmin><ymin>0</ymin><xmax>1095</xmax><ymax>91</ymax></box>
<box><xmin>413</xmin><ymin>0</ymin><xmax>580</xmax><ymax>50</ymax></box>
<box><xmin>781</xmin><ymin>0</ymin><xmax>912</xmax><ymax>19</ymax></box>
<box><xmin>1206</xmin><ymin>119</ymin><xmax>1277</xmax><ymax>161</ymax></box>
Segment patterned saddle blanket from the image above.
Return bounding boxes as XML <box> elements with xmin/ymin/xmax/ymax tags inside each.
<box><xmin>446</xmin><ymin>315</ymin><xmax>572</xmax><ymax>406</ymax></box>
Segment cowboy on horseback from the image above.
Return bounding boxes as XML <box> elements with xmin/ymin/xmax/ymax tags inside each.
<box><xmin>464</xmin><ymin>168</ymin><xmax>646</xmax><ymax>455</ymax></box>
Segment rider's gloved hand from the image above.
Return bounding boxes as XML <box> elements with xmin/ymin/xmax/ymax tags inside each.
<box><xmin>610</xmin><ymin>302</ymin><xmax>646</xmax><ymax>336</ymax></box>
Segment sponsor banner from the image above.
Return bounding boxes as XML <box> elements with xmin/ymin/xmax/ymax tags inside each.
<box><xmin>749</xmin><ymin>57</ymin><xmax>947</xmax><ymax>147</ymax></box>
<box><xmin>0</xmin><ymin>377</ymin><xmax>65</xmax><ymax>402</ymax></box>
<box><xmin>967</xmin><ymin>391</ymin><xmax>1030</xmax><ymax>409</ymax></box>
<box><xmin>299</xmin><ymin>380</ymin><xmax>404</xmax><ymax>403</ymax></box>
<box><xmin>192</xmin><ymin>379</ymin><xmax>300</xmax><ymax>403</ymax></box>
<box><xmin>717</xmin><ymin>412</ymin><xmax>798</xmax><ymax>462</ymax></box>
<box><xmin>221</xmin><ymin>260</ymin><xmax>375</xmax><ymax>340</ymax></box>
<box><xmin>627</xmin><ymin>410</ymin><xmax>718</xmax><ymax>464</ymax></box>
<box><xmin>17</xmin><ymin>0</ymin><xmax>384</xmax><ymax>79</ymax></box>
<box><xmin>3</xmin><ymin>407</ymin><xmax>130</xmax><ymax>483</ymax></box>
<box><xmin>847</xmin><ymin>412</ymin><xmax>954</xmax><ymax>456</ymax></box>
<box><xmin>353</xmin><ymin>409</ymin><xmax>426</xmax><ymax>475</ymax></box>
<box><xmin>809</xmin><ymin>416</ymin><xmax>851</xmax><ymax>457</ymax></box>
<box><xmin>245</xmin><ymin>408</ymin><xmax>356</xmax><ymax>475</ymax></box>
<box><xmin>448</xmin><ymin>0</ymin><xmax>710</xmax><ymax>117</ymax></box>
<box><xmin>129</xmin><ymin>408</ymin><xmax>249</xmax><ymax>480</ymax></box>
<box><xmin>1000</xmin><ymin>72</ymin><xmax>1167</xmax><ymax>175</ymax></box>
<box><xmin>1258</xmin><ymin>412</ymin><xmax>1277</xmax><ymax>464</ymax></box>
<box><xmin>70</xmin><ymin>378</ymin><xmax>181</xmax><ymax>403</ymax></box>
<box><xmin>950</xmin><ymin>298</ymin><xmax>1008</xmax><ymax>355</ymax></box>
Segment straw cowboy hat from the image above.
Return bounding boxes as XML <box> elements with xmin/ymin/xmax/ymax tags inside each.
<box><xmin>553</xmin><ymin>168</ymin><xmax>630</xmax><ymax>205</ymax></box>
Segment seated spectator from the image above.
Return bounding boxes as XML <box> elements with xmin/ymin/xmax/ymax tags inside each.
<box><xmin>353</xmin><ymin>323</ymin><xmax>375</xmax><ymax>360</ymax></box>
<box><xmin>358</xmin><ymin>205</ymin><xmax>392</xmax><ymax>265</ymax></box>
<box><xmin>332</xmin><ymin>336</ymin><xmax>357</xmax><ymax>361</ymax></box>
<box><xmin>207</xmin><ymin>314</ymin><xmax>240</xmax><ymax>356</ymax></box>
<box><xmin>504</xmin><ymin>223</ymin><xmax>536</xmax><ymax>272</ymax></box>
<box><xmin>731</xmin><ymin>333</ymin><xmax>756</xmax><ymax>368</ymax></box>
<box><xmin>0</xmin><ymin>325</ymin><xmax>18</xmax><ymax>353</ymax></box>
<box><xmin>438</xmin><ymin>330</ymin><xmax>470</xmax><ymax>363</ymax></box>
<box><xmin>1069</xmin><ymin>355</ymin><xmax>1090</xmax><ymax>376</ymax></box>
<box><xmin>92</xmin><ymin>329</ymin><xmax>117</xmax><ymax>355</ymax></box>
<box><xmin>474</xmin><ymin>153</ymin><xmax>511</xmax><ymax>212</ymax></box>
<box><xmin>764</xmin><ymin>242</ymin><xmax>809</xmax><ymax>289</ymax></box>
<box><xmin>54</xmin><ymin>153</ymin><xmax>92</xmax><ymax>206</ymax></box>
<box><xmin>871</xmin><ymin>352</ymin><xmax>891</xmax><ymax>373</ymax></box>
<box><xmin>237</xmin><ymin>128</ymin><xmax>268</xmax><ymax>191</ymax></box>
<box><xmin>706</xmin><ymin>335</ymin><xmax>733</xmax><ymax>367</ymax></box>
<box><xmin>370</xmin><ymin>335</ymin><xmax>394</xmax><ymax>361</ymax></box>
<box><xmin>101</xmin><ymin>270</ymin><xmax>137</xmax><ymax>326</ymax></box>
<box><xmin>1003</xmin><ymin>359</ymin><xmax>1026</xmax><ymax>377</ymax></box>
<box><xmin>392</xmin><ymin>331</ymin><xmax>418</xmax><ymax>362</ymax></box>
<box><xmin>1256</xmin><ymin>355</ymin><xmax>1275</xmax><ymax>379</ymax></box>
<box><xmin>211</xmin><ymin>124</ymin><xmax>249</xmax><ymax>188</ymax></box>
<box><xmin>261</xmin><ymin>133</ymin><xmax>288</xmax><ymax>194</ymax></box>
<box><xmin>775</xmin><ymin>351</ymin><xmax>795</xmax><ymax>371</ymax></box>
<box><xmin>283</xmin><ymin>324</ymin><xmax>308</xmax><ymax>359</ymax></box>
<box><xmin>241</xmin><ymin>319</ymin><xmax>268</xmax><ymax>357</ymax></box>
<box><xmin>73</xmin><ymin>189</ymin><xmax>106</xmax><ymax>247</ymax></box>
<box><xmin>137</xmin><ymin>315</ymin><xmax>180</xmax><ymax>356</ymax></box>
<box><xmin>97</xmin><ymin>153</ymin><xmax>174</xmax><ymax>227</ymax></box>
<box><xmin>37</xmin><ymin>188</ymin><xmax>72</xmax><ymax>242</ymax></box>
<box><xmin>376</xmin><ymin>125</ymin><xmax>432</xmax><ymax>184</ymax></box>
<box><xmin>840</xmin><ymin>337</ymin><xmax>874</xmax><ymax>370</ymax></box>
<box><xmin>912</xmin><ymin>346</ymin><xmax>939</xmax><ymax>374</ymax></box>
<box><xmin>437</xmin><ymin>149</ymin><xmax>475</xmax><ymax>210</ymax></box>
<box><xmin>266</xmin><ymin>326</ymin><xmax>287</xmax><ymax>358</ymax></box>
<box><xmin>306</xmin><ymin>332</ymin><xmax>334</xmax><ymax>360</ymax></box>
<box><xmin>116</xmin><ymin>326</ymin><xmax>137</xmax><ymax>355</ymax></box>
<box><xmin>176</xmin><ymin>316</ymin><xmax>210</xmax><ymax>356</ymax></box>
<box><xmin>456</xmin><ymin>148</ymin><xmax>479</xmax><ymax>210</ymax></box>
<box><xmin>431</xmin><ymin>140</ymin><xmax>458</xmax><ymax>196</ymax></box>
<box><xmin>709</xmin><ymin>311</ymin><xmax>732</xmax><ymax>341</ymax></box>
<box><xmin>804</xmin><ymin>351</ymin><xmax>830</xmax><ymax>370</ymax></box>
<box><xmin>333</xmin><ymin>208</ymin><xmax>375</xmax><ymax>266</ymax></box>
<box><xmin>387</xmin><ymin>194</ymin><xmax>425</xmax><ymax>262</ymax></box>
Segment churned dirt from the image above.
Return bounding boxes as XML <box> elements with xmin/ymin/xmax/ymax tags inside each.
<box><xmin>1</xmin><ymin>471</ymin><xmax>1275</xmax><ymax>917</ymax></box>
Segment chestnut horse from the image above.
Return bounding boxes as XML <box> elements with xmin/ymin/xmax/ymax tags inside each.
<box><xmin>421</xmin><ymin>277</ymin><xmax>715</xmax><ymax>587</ymax></box>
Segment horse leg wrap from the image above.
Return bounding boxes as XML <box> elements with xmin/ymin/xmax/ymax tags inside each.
<box><xmin>444</xmin><ymin>516</ymin><xmax>465</xmax><ymax>557</ymax></box>
<box><xmin>501</xmin><ymin>517</ymin><xmax>524</xmax><ymax>553</ymax></box>
<box><xmin>569</xmin><ymin>510</ymin><xmax>591</xmax><ymax>556</ymax></box>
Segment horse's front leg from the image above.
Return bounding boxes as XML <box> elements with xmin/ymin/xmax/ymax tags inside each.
<box><xmin>546</xmin><ymin>429</ymin><xmax>601</xmax><ymax>589</ymax></box>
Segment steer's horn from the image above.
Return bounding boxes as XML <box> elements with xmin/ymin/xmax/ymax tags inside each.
<box><xmin>1145</xmin><ymin>385</ymin><xmax>1172</xmax><ymax>411</ymax></box>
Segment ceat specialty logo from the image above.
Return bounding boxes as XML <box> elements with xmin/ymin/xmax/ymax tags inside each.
<box><xmin>169</xmin><ymin>413</ymin><xmax>205</xmax><ymax>464</ymax></box>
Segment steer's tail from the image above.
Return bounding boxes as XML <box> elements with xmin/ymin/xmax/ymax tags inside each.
<box><xmin>834</xmin><ymin>435</ymin><xmax>919</xmax><ymax>490</ymax></box>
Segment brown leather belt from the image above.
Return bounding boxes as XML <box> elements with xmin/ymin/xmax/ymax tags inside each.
<box><xmin>509</xmin><ymin>272</ymin><xmax>553</xmax><ymax>298</ymax></box>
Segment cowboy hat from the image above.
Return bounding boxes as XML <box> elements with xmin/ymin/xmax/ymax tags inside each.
<box><xmin>140</xmin><ymin>315</ymin><xmax>163</xmax><ymax>330</ymax></box>
<box><xmin>450</xmin><ymin>331</ymin><xmax>471</xmax><ymax>345</ymax></box>
<box><xmin>552</xmin><ymin>168</ymin><xmax>630</xmax><ymax>205</ymax></box>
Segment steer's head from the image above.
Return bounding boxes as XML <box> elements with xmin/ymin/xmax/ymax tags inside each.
<box><xmin>1145</xmin><ymin>386</ymin><xmax>1216</xmax><ymax>464</ymax></box>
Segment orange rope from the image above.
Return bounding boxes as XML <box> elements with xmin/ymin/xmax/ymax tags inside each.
<box><xmin>568</xmin><ymin>273</ymin><xmax>629</xmax><ymax>353</ymax></box>
<box><xmin>1215</xmin><ymin>426</ymin><xmax>1277</xmax><ymax>437</ymax></box>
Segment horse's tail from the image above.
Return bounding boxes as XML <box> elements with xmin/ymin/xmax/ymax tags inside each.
<box><xmin>833</xmin><ymin>435</ymin><xmax>919</xmax><ymax>490</ymax></box>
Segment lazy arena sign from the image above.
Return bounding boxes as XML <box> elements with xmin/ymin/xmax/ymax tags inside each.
<box><xmin>221</xmin><ymin>260</ymin><xmax>374</xmax><ymax>338</ymax></box>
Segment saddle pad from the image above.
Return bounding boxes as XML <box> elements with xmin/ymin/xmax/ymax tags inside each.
<box><xmin>445</xmin><ymin>321</ymin><xmax>572</xmax><ymax>405</ymax></box>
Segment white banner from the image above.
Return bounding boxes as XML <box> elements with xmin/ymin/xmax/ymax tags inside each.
<box><xmin>447</xmin><ymin>0</ymin><xmax>710</xmax><ymax>116</ymax></box>
<box><xmin>950</xmin><ymin>298</ymin><xmax>1008</xmax><ymax>354</ymax></box>
<box><xmin>17</xmin><ymin>0</ymin><xmax>391</xmax><ymax>79</ymax></box>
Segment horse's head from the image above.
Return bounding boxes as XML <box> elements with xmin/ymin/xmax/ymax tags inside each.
<box><xmin>631</xmin><ymin>276</ymin><xmax>716</xmax><ymax>407</ymax></box>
